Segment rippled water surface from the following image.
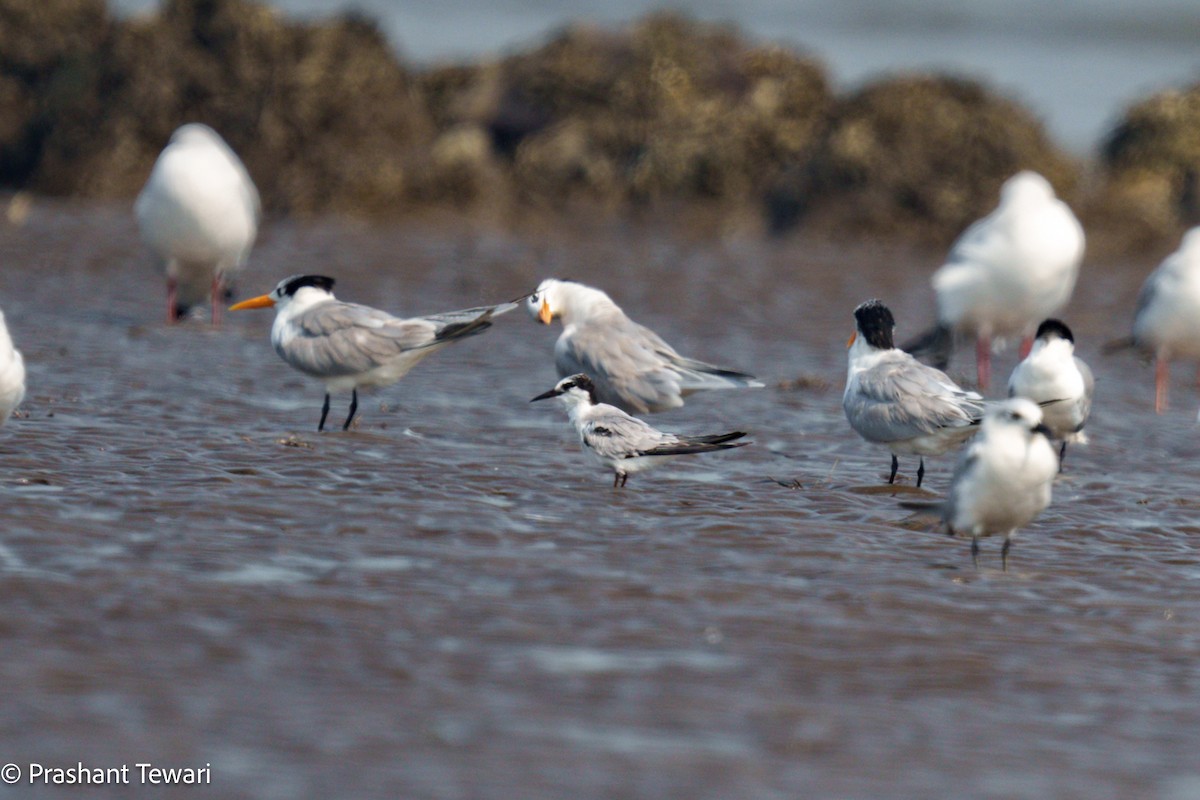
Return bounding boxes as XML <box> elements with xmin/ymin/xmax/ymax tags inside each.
<box><xmin>2</xmin><ymin>201</ymin><xmax>1199</xmax><ymax>799</ymax></box>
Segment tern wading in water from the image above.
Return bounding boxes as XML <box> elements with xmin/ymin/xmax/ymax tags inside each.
<box><xmin>1007</xmin><ymin>319</ymin><xmax>1093</xmax><ymax>467</ymax></box>
<box><xmin>943</xmin><ymin>398</ymin><xmax>1059</xmax><ymax>570</ymax></box>
<box><xmin>231</xmin><ymin>275</ymin><xmax>516</xmax><ymax>431</ymax></box>
<box><xmin>531</xmin><ymin>373</ymin><xmax>749</xmax><ymax>487</ymax></box>
<box><xmin>903</xmin><ymin>171</ymin><xmax>1084</xmax><ymax>390</ymax></box>
<box><xmin>527</xmin><ymin>278</ymin><xmax>762</xmax><ymax>415</ymax></box>
<box><xmin>135</xmin><ymin>123</ymin><xmax>260</xmax><ymax>325</ymax></box>
<box><xmin>844</xmin><ymin>300</ymin><xmax>985</xmax><ymax>488</ymax></box>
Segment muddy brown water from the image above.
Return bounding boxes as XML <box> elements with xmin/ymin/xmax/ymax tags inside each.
<box><xmin>1</xmin><ymin>200</ymin><xmax>1199</xmax><ymax>799</ymax></box>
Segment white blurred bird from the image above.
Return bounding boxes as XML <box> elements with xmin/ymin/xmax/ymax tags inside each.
<box><xmin>943</xmin><ymin>398</ymin><xmax>1059</xmax><ymax>570</ymax></box>
<box><xmin>527</xmin><ymin>278</ymin><xmax>762</xmax><ymax>415</ymax></box>
<box><xmin>531</xmin><ymin>373</ymin><xmax>749</xmax><ymax>487</ymax></box>
<box><xmin>844</xmin><ymin>299</ymin><xmax>985</xmax><ymax>488</ymax></box>
<box><xmin>0</xmin><ymin>306</ymin><xmax>25</xmax><ymax>425</ymax></box>
<box><xmin>1124</xmin><ymin>227</ymin><xmax>1200</xmax><ymax>413</ymax></box>
<box><xmin>1007</xmin><ymin>318</ymin><xmax>1093</xmax><ymax>466</ymax></box>
<box><xmin>231</xmin><ymin>275</ymin><xmax>516</xmax><ymax>431</ymax></box>
<box><xmin>904</xmin><ymin>171</ymin><xmax>1085</xmax><ymax>390</ymax></box>
<box><xmin>136</xmin><ymin>123</ymin><xmax>260</xmax><ymax>325</ymax></box>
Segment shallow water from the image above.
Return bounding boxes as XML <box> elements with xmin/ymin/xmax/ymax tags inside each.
<box><xmin>1</xmin><ymin>200</ymin><xmax>1199</xmax><ymax>799</ymax></box>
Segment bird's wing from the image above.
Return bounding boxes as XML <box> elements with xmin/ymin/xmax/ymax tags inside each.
<box><xmin>579</xmin><ymin>411</ymin><xmax>673</xmax><ymax>460</ymax></box>
<box><xmin>850</xmin><ymin>355</ymin><xmax>984</xmax><ymax>441</ymax></box>
<box><xmin>557</xmin><ymin>317</ymin><xmax>685</xmax><ymax>412</ymax></box>
<box><xmin>943</xmin><ymin>442</ymin><xmax>984</xmax><ymax>531</ymax></box>
<box><xmin>284</xmin><ymin>300</ymin><xmax>511</xmax><ymax>376</ymax></box>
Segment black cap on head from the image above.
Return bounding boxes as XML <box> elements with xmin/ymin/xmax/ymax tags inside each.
<box><xmin>853</xmin><ymin>299</ymin><xmax>896</xmax><ymax>350</ymax></box>
<box><xmin>281</xmin><ymin>275</ymin><xmax>336</xmax><ymax>297</ymax></box>
<box><xmin>564</xmin><ymin>373</ymin><xmax>597</xmax><ymax>403</ymax></box>
<box><xmin>1035</xmin><ymin>318</ymin><xmax>1073</xmax><ymax>343</ymax></box>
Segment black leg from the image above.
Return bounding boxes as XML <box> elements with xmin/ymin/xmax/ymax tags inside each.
<box><xmin>620</xmin><ymin>473</ymin><xmax>629</xmax><ymax>488</ymax></box>
<box><xmin>318</xmin><ymin>393</ymin><xmax>331</xmax><ymax>432</ymax></box>
<box><xmin>1001</xmin><ymin>538</ymin><xmax>1011</xmax><ymax>572</ymax></box>
<box><xmin>613</xmin><ymin>472</ymin><xmax>620</xmax><ymax>488</ymax></box>
<box><xmin>970</xmin><ymin>536</ymin><xmax>980</xmax><ymax>569</ymax></box>
<box><xmin>1058</xmin><ymin>441</ymin><xmax>1067</xmax><ymax>472</ymax></box>
<box><xmin>888</xmin><ymin>454</ymin><xmax>899</xmax><ymax>484</ymax></box>
<box><xmin>917</xmin><ymin>458</ymin><xmax>926</xmax><ymax>488</ymax></box>
<box><xmin>342</xmin><ymin>388</ymin><xmax>359</xmax><ymax>431</ymax></box>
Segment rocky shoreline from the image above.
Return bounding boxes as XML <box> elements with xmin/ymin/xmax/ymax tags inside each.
<box><xmin>2</xmin><ymin>0</ymin><xmax>1198</xmax><ymax>254</ymax></box>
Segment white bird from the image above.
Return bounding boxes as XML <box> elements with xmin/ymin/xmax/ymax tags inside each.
<box><xmin>0</xmin><ymin>306</ymin><xmax>25</xmax><ymax>425</ymax></box>
<box><xmin>230</xmin><ymin>274</ymin><xmax>516</xmax><ymax>431</ymax></box>
<box><xmin>531</xmin><ymin>373</ymin><xmax>749</xmax><ymax>487</ymax></box>
<box><xmin>1126</xmin><ymin>227</ymin><xmax>1200</xmax><ymax>414</ymax></box>
<box><xmin>135</xmin><ymin>123</ymin><xmax>261</xmax><ymax>325</ymax></box>
<box><xmin>943</xmin><ymin>398</ymin><xmax>1059</xmax><ymax>570</ymax></box>
<box><xmin>904</xmin><ymin>171</ymin><xmax>1085</xmax><ymax>390</ymax></box>
<box><xmin>527</xmin><ymin>278</ymin><xmax>762</xmax><ymax>415</ymax></box>
<box><xmin>1007</xmin><ymin>318</ymin><xmax>1093</xmax><ymax>465</ymax></box>
<box><xmin>844</xmin><ymin>299</ymin><xmax>985</xmax><ymax>488</ymax></box>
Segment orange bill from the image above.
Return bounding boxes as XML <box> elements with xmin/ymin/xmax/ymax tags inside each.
<box><xmin>847</xmin><ymin>331</ymin><xmax>857</xmax><ymax>347</ymax></box>
<box><xmin>537</xmin><ymin>299</ymin><xmax>553</xmax><ymax>325</ymax></box>
<box><xmin>229</xmin><ymin>295</ymin><xmax>276</xmax><ymax>311</ymax></box>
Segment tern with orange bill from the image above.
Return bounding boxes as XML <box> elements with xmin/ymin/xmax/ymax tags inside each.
<box><xmin>230</xmin><ymin>275</ymin><xmax>516</xmax><ymax>431</ymax></box>
<box><xmin>527</xmin><ymin>278</ymin><xmax>762</xmax><ymax>415</ymax></box>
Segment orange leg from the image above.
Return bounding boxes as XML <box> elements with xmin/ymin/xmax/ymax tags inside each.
<box><xmin>1155</xmin><ymin>357</ymin><xmax>1169</xmax><ymax>414</ymax></box>
<box><xmin>210</xmin><ymin>276</ymin><xmax>223</xmax><ymax>327</ymax></box>
<box><xmin>976</xmin><ymin>336</ymin><xmax>991</xmax><ymax>391</ymax></box>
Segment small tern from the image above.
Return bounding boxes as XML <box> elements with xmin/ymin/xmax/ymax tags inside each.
<box><xmin>531</xmin><ymin>373</ymin><xmax>749</xmax><ymax>487</ymax></box>
<box><xmin>527</xmin><ymin>278</ymin><xmax>762</xmax><ymax>414</ymax></box>
<box><xmin>135</xmin><ymin>123</ymin><xmax>260</xmax><ymax>325</ymax></box>
<box><xmin>845</xmin><ymin>299</ymin><xmax>985</xmax><ymax>487</ymax></box>
<box><xmin>943</xmin><ymin>398</ymin><xmax>1059</xmax><ymax>570</ymax></box>
<box><xmin>1124</xmin><ymin>227</ymin><xmax>1200</xmax><ymax>413</ymax></box>
<box><xmin>1007</xmin><ymin>318</ymin><xmax>1093</xmax><ymax>465</ymax></box>
<box><xmin>231</xmin><ymin>275</ymin><xmax>515</xmax><ymax>431</ymax></box>
<box><xmin>904</xmin><ymin>171</ymin><xmax>1084</xmax><ymax>390</ymax></box>
<box><xmin>0</xmin><ymin>306</ymin><xmax>25</xmax><ymax>425</ymax></box>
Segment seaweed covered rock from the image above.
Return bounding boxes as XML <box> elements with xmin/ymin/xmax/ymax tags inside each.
<box><xmin>24</xmin><ymin>0</ymin><xmax>435</xmax><ymax>217</ymax></box>
<box><xmin>0</xmin><ymin>0</ymin><xmax>113</xmax><ymax>186</ymax></box>
<box><xmin>1097</xmin><ymin>85</ymin><xmax>1200</xmax><ymax>244</ymax></box>
<box><xmin>424</xmin><ymin>13</ymin><xmax>833</xmax><ymax>213</ymax></box>
<box><xmin>800</xmin><ymin>74</ymin><xmax>1080</xmax><ymax>244</ymax></box>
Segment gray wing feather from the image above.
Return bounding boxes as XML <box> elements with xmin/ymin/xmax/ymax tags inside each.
<box><xmin>848</xmin><ymin>354</ymin><xmax>984</xmax><ymax>443</ymax></box>
<box><xmin>580</xmin><ymin>411</ymin><xmax>674</xmax><ymax>459</ymax></box>
<box><xmin>943</xmin><ymin>443</ymin><xmax>983</xmax><ymax>532</ymax></box>
<box><xmin>282</xmin><ymin>300</ymin><xmax>512</xmax><ymax>377</ymax></box>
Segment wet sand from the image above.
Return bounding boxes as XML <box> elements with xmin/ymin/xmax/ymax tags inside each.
<box><xmin>1</xmin><ymin>200</ymin><xmax>1199</xmax><ymax>799</ymax></box>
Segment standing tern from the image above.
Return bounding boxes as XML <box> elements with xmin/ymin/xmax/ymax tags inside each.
<box><xmin>531</xmin><ymin>373</ymin><xmax>749</xmax><ymax>487</ymax></box>
<box><xmin>1123</xmin><ymin>227</ymin><xmax>1200</xmax><ymax>413</ymax></box>
<box><xmin>135</xmin><ymin>123</ymin><xmax>260</xmax><ymax>325</ymax></box>
<box><xmin>904</xmin><ymin>171</ymin><xmax>1085</xmax><ymax>390</ymax></box>
<box><xmin>844</xmin><ymin>299</ymin><xmax>985</xmax><ymax>488</ymax></box>
<box><xmin>0</xmin><ymin>306</ymin><xmax>25</xmax><ymax>425</ymax></box>
<box><xmin>527</xmin><ymin>278</ymin><xmax>763</xmax><ymax>415</ymax></box>
<box><xmin>1007</xmin><ymin>318</ymin><xmax>1093</xmax><ymax>465</ymax></box>
<box><xmin>230</xmin><ymin>275</ymin><xmax>516</xmax><ymax>431</ymax></box>
<box><xmin>943</xmin><ymin>398</ymin><xmax>1059</xmax><ymax>570</ymax></box>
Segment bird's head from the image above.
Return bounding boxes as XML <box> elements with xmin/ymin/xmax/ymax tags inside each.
<box><xmin>229</xmin><ymin>274</ymin><xmax>336</xmax><ymax>313</ymax></box>
<box><xmin>530</xmin><ymin>373</ymin><xmax>598</xmax><ymax>406</ymax></box>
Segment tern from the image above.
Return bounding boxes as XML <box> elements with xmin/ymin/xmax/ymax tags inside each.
<box><xmin>1007</xmin><ymin>318</ymin><xmax>1093</xmax><ymax>465</ymax></box>
<box><xmin>844</xmin><ymin>299</ymin><xmax>985</xmax><ymax>488</ymax></box>
<box><xmin>231</xmin><ymin>275</ymin><xmax>515</xmax><ymax>431</ymax></box>
<box><xmin>1123</xmin><ymin>227</ymin><xmax>1200</xmax><ymax>413</ymax></box>
<box><xmin>531</xmin><ymin>373</ymin><xmax>749</xmax><ymax>487</ymax></box>
<box><xmin>135</xmin><ymin>123</ymin><xmax>260</xmax><ymax>325</ymax></box>
<box><xmin>0</xmin><ymin>306</ymin><xmax>25</xmax><ymax>425</ymax></box>
<box><xmin>904</xmin><ymin>171</ymin><xmax>1085</xmax><ymax>390</ymax></box>
<box><xmin>527</xmin><ymin>278</ymin><xmax>762</xmax><ymax>414</ymax></box>
<box><xmin>944</xmin><ymin>398</ymin><xmax>1059</xmax><ymax>570</ymax></box>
